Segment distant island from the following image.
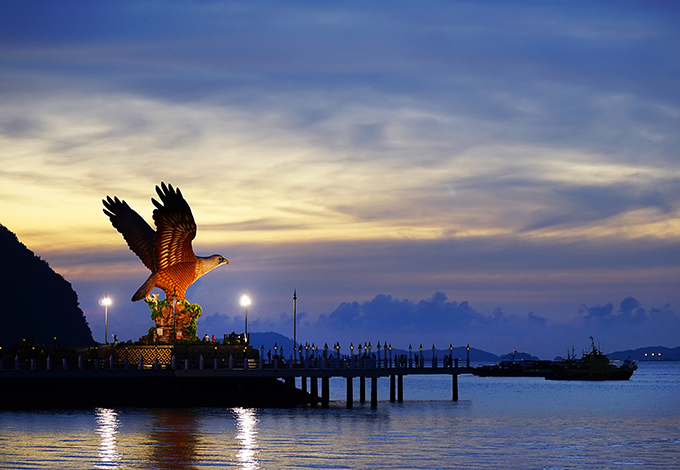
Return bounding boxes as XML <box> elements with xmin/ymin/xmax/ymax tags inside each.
<box><xmin>608</xmin><ymin>346</ymin><xmax>680</xmax><ymax>362</ymax></box>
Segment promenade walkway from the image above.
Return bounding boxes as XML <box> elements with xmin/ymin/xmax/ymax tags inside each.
<box><xmin>1</xmin><ymin>348</ymin><xmax>474</xmax><ymax>408</ymax></box>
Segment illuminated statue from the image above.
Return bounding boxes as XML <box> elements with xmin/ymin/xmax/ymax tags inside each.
<box><xmin>103</xmin><ymin>182</ymin><xmax>228</xmax><ymax>341</ymax></box>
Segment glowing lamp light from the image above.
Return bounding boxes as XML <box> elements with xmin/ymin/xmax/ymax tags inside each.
<box><xmin>99</xmin><ymin>295</ymin><xmax>112</xmax><ymax>345</ymax></box>
<box><xmin>240</xmin><ymin>294</ymin><xmax>251</xmax><ymax>342</ymax></box>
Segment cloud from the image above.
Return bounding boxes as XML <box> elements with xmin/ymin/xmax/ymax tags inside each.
<box><xmin>305</xmin><ymin>292</ymin><xmax>550</xmax><ymax>354</ymax></box>
<box><xmin>298</xmin><ymin>293</ymin><xmax>680</xmax><ymax>358</ymax></box>
<box><xmin>579</xmin><ymin>302</ymin><xmax>615</xmax><ymax>320</ymax></box>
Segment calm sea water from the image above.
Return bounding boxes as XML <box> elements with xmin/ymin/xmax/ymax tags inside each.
<box><xmin>1</xmin><ymin>362</ymin><xmax>678</xmax><ymax>469</ymax></box>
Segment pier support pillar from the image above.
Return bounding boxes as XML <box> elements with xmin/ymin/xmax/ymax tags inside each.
<box><xmin>301</xmin><ymin>376</ymin><xmax>307</xmax><ymax>393</ymax></box>
<box><xmin>397</xmin><ymin>374</ymin><xmax>403</xmax><ymax>402</ymax></box>
<box><xmin>285</xmin><ymin>377</ymin><xmax>295</xmax><ymax>390</ymax></box>
<box><xmin>371</xmin><ymin>377</ymin><xmax>378</xmax><ymax>408</ymax></box>
<box><xmin>452</xmin><ymin>374</ymin><xmax>458</xmax><ymax>401</ymax></box>
<box><xmin>359</xmin><ymin>376</ymin><xmax>366</xmax><ymax>403</ymax></box>
<box><xmin>346</xmin><ymin>377</ymin><xmax>353</xmax><ymax>408</ymax></box>
<box><xmin>321</xmin><ymin>377</ymin><xmax>330</xmax><ymax>407</ymax></box>
<box><xmin>310</xmin><ymin>377</ymin><xmax>318</xmax><ymax>406</ymax></box>
<box><xmin>390</xmin><ymin>375</ymin><xmax>396</xmax><ymax>402</ymax></box>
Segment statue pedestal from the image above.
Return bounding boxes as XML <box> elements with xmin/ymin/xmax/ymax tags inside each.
<box><xmin>156</xmin><ymin>302</ymin><xmax>200</xmax><ymax>342</ymax></box>
<box><xmin>154</xmin><ymin>302</ymin><xmax>182</xmax><ymax>342</ymax></box>
<box><xmin>145</xmin><ymin>297</ymin><xmax>202</xmax><ymax>343</ymax></box>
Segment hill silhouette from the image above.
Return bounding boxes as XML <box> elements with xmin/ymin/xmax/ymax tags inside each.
<box><xmin>0</xmin><ymin>224</ymin><xmax>95</xmax><ymax>348</ymax></box>
<box><xmin>609</xmin><ymin>346</ymin><xmax>680</xmax><ymax>361</ymax></box>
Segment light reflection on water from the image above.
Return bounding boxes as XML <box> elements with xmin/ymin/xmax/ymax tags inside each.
<box><xmin>233</xmin><ymin>408</ymin><xmax>259</xmax><ymax>469</ymax></box>
<box><xmin>0</xmin><ymin>362</ymin><xmax>678</xmax><ymax>469</ymax></box>
<box><xmin>95</xmin><ymin>408</ymin><xmax>120</xmax><ymax>468</ymax></box>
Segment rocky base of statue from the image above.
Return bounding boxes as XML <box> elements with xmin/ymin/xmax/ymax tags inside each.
<box><xmin>145</xmin><ymin>294</ymin><xmax>202</xmax><ymax>343</ymax></box>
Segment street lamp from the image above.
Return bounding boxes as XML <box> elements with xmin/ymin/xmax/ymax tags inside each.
<box><xmin>99</xmin><ymin>295</ymin><xmax>112</xmax><ymax>345</ymax></box>
<box><xmin>293</xmin><ymin>289</ymin><xmax>297</xmax><ymax>356</ymax></box>
<box><xmin>240</xmin><ymin>295</ymin><xmax>251</xmax><ymax>342</ymax></box>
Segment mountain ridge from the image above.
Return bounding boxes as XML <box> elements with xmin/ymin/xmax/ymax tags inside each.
<box><xmin>0</xmin><ymin>225</ymin><xmax>95</xmax><ymax>348</ymax></box>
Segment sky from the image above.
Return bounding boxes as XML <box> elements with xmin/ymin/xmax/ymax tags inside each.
<box><xmin>1</xmin><ymin>1</ymin><xmax>679</xmax><ymax>358</ymax></box>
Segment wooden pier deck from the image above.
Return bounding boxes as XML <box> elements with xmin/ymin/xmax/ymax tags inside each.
<box><xmin>0</xmin><ymin>349</ymin><xmax>474</xmax><ymax>409</ymax></box>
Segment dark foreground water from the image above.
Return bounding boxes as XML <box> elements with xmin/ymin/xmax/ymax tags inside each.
<box><xmin>1</xmin><ymin>362</ymin><xmax>678</xmax><ymax>469</ymax></box>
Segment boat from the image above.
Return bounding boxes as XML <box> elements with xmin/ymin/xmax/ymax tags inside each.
<box><xmin>545</xmin><ymin>337</ymin><xmax>637</xmax><ymax>381</ymax></box>
<box><xmin>472</xmin><ymin>359</ymin><xmax>553</xmax><ymax>377</ymax></box>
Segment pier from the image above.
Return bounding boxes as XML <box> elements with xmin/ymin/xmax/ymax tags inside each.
<box><xmin>0</xmin><ymin>344</ymin><xmax>474</xmax><ymax>409</ymax></box>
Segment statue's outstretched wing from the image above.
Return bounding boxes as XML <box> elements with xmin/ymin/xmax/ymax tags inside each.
<box><xmin>151</xmin><ymin>181</ymin><xmax>197</xmax><ymax>270</ymax></box>
<box><xmin>103</xmin><ymin>196</ymin><xmax>156</xmax><ymax>271</ymax></box>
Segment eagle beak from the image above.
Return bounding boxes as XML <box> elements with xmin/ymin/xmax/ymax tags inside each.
<box><xmin>222</xmin><ymin>258</ymin><xmax>229</xmax><ymax>265</ymax></box>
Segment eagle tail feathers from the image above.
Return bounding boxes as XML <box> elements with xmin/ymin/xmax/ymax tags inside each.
<box><xmin>132</xmin><ymin>273</ymin><xmax>157</xmax><ymax>302</ymax></box>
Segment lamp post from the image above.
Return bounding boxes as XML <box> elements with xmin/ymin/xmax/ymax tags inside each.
<box><xmin>293</xmin><ymin>289</ymin><xmax>297</xmax><ymax>359</ymax></box>
<box><xmin>240</xmin><ymin>295</ymin><xmax>251</xmax><ymax>342</ymax></box>
<box><xmin>99</xmin><ymin>295</ymin><xmax>112</xmax><ymax>345</ymax></box>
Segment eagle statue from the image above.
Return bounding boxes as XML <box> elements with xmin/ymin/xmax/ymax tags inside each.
<box><xmin>103</xmin><ymin>182</ymin><xmax>228</xmax><ymax>303</ymax></box>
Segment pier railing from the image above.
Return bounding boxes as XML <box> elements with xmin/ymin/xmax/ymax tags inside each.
<box><xmin>0</xmin><ymin>350</ymin><xmax>469</xmax><ymax>372</ymax></box>
<box><xmin>0</xmin><ymin>345</ymin><xmax>473</xmax><ymax>408</ymax></box>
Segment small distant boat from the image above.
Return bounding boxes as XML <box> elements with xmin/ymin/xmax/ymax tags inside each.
<box><xmin>472</xmin><ymin>359</ymin><xmax>553</xmax><ymax>377</ymax></box>
<box><xmin>545</xmin><ymin>337</ymin><xmax>637</xmax><ymax>381</ymax></box>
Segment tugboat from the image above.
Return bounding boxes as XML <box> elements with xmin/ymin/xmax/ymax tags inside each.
<box><xmin>545</xmin><ymin>337</ymin><xmax>637</xmax><ymax>381</ymax></box>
